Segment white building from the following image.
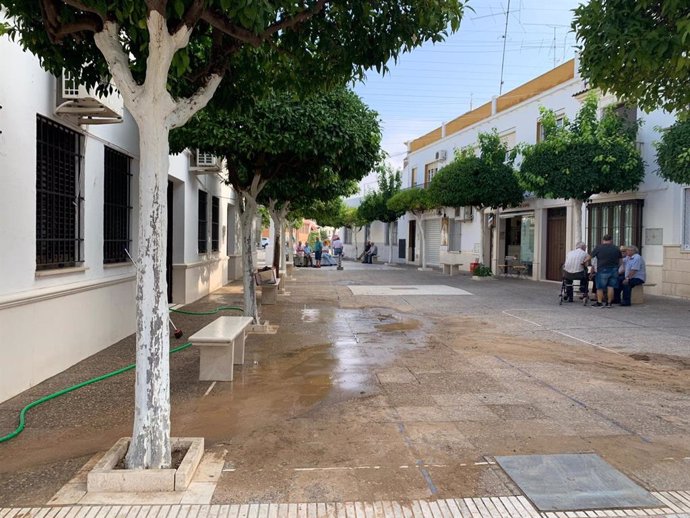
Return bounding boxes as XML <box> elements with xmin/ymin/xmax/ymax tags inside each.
<box><xmin>0</xmin><ymin>32</ymin><xmax>241</xmax><ymax>403</ymax></box>
<box><xmin>348</xmin><ymin>59</ymin><xmax>690</xmax><ymax>299</ymax></box>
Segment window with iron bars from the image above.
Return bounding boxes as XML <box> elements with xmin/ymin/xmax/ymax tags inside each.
<box><xmin>103</xmin><ymin>147</ymin><xmax>132</xmax><ymax>263</ymax></box>
<box><xmin>211</xmin><ymin>196</ymin><xmax>220</xmax><ymax>252</ymax></box>
<box><xmin>36</xmin><ymin>116</ymin><xmax>84</xmax><ymax>270</ymax></box>
<box><xmin>198</xmin><ymin>189</ymin><xmax>208</xmax><ymax>253</ymax></box>
<box><xmin>587</xmin><ymin>199</ymin><xmax>644</xmax><ymax>251</ymax></box>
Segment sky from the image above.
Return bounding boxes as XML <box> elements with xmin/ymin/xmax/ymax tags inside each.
<box><xmin>352</xmin><ymin>0</ymin><xmax>584</xmax><ymax>186</ymax></box>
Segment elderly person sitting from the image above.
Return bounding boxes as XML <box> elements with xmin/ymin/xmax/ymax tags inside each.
<box><xmin>620</xmin><ymin>246</ymin><xmax>646</xmax><ymax>306</ymax></box>
<box><xmin>562</xmin><ymin>241</ymin><xmax>589</xmax><ymax>302</ymax></box>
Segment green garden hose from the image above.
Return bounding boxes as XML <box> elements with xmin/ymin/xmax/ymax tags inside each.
<box><xmin>0</xmin><ymin>305</ymin><xmax>244</xmax><ymax>444</ymax></box>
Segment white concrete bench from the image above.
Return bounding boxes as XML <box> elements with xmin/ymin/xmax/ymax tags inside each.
<box><xmin>441</xmin><ymin>263</ymin><xmax>463</xmax><ymax>276</ymax></box>
<box><xmin>189</xmin><ymin>316</ymin><xmax>254</xmax><ymax>381</ymax></box>
<box><xmin>259</xmin><ymin>277</ymin><xmax>281</xmax><ymax>304</ymax></box>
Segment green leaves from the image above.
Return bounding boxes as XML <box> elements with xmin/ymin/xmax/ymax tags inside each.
<box><xmin>518</xmin><ymin>95</ymin><xmax>644</xmax><ymax>202</ymax></box>
<box><xmin>655</xmin><ymin>119</ymin><xmax>690</xmax><ymax>185</ymax></box>
<box><xmin>429</xmin><ymin>130</ymin><xmax>523</xmax><ymax>210</ymax></box>
<box><xmin>574</xmin><ymin>0</ymin><xmax>690</xmax><ymax>115</ymax></box>
<box><xmin>357</xmin><ymin>165</ymin><xmax>404</xmax><ymax>224</ymax></box>
<box><xmin>387</xmin><ymin>188</ymin><xmax>434</xmax><ymax>216</ymax></box>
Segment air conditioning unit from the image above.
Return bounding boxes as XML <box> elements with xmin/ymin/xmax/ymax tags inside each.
<box><xmin>435</xmin><ymin>150</ymin><xmax>447</xmax><ymax>162</ymax></box>
<box><xmin>192</xmin><ymin>150</ymin><xmax>223</xmax><ymax>172</ymax></box>
<box><xmin>55</xmin><ymin>70</ymin><xmax>124</xmax><ymax>125</ymax></box>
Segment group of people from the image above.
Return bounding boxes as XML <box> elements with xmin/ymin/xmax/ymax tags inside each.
<box><xmin>295</xmin><ymin>235</ymin><xmax>344</xmax><ymax>268</ymax></box>
<box><xmin>563</xmin><ymin>234</ymin><xmax>646</xmax><ymax>307</ymax></box>
<box><xmin>359</xmin><ymin>241</ymin><xmax>378</xmax><ymax>264</ymax></box>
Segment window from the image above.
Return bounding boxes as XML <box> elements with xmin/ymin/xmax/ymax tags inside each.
<box><xmin>410</xmin><ymin>167</ymin><xmax>417</xmax><ymax>188</ymax></box>
<box><xmin>424</xmin><ymin>164</ymin><xmax>438</xmax><ymax>188</ymax></box>
<box><xmin>384</xmin><ymin>222</ymin><xmax>390</xmax><ymax>245</ymax></box>
<box><xmin>36</xmin><ymin>116</ymin><xmax>84</xmax><ymax>270</ymax></box>
<box><xmin>211</xmin><ymin>196</ymin><xmax>220</xmax><ymax>252</ymax></box>
<box><xmin>103</xmin><ymin>147</ymin><xmax>132</xmax><ymax>263</ymax></box>
<box><xmin>536</xmin><ymin>114</ymin><xmax>565</xmax><ymax>143</ymax></box>
<box><xmin>449</xmin><ymin>219</ymin><xmax>462</xmax><ymax>251</ymax></box>
<box><xmin>682</xmin><ymin>189</ymin><xmax>690</xmax><ymax>252</ymax></box>
<box><xmin>343</xmin><ymin>227</ymin><xmax>352</xmax><ymax>245</ymax></box>
<box><xmin>587</xmin><ymin>200</ymin><xmax>644</xmax><ymax>250</ymax></box>
<box><xmin>198</xmin><ymin>189</ymin><xmax>208</xmax><ymax>253</ymax></box>
<box><xmin>391</xmin><ymin>222</ymin><xmax>398</xmax><ymax>245</ymax></box>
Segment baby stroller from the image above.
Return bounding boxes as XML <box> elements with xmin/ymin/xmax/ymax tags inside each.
<box><xmin>559</xmin><ymin>270</ymin><xmax>590</xmax><ymax>306</ymax></box>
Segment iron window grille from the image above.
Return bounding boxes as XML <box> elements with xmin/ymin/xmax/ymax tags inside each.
<box><xmin>198</xmin><ymin>189</ymin><xmax>208</xmax><ymax>253</ymax></box>
<box><xmin>36</xmin><ymin>116</ymin><xmax>84</xmax><ymax>270</ymax></box>
<box><xmin>103</xmin><ymin>147</ymin><xmax>132</xmax><ymax>263</ymax></box>
<box><xmin>587</xmin><ymin>199</ymin><xmax>644</xmax><ymax>251</ymax></box>
<box><xmin>211</xmin><ymin>196</ymin><xmax>220</xmax><ymax>252</ymax></box>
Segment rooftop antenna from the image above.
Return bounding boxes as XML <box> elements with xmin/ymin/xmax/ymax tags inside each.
<box><xmin>499</xmin><ymin>0</ymin><xmax>511</xmax><ymax>95</ymax></box>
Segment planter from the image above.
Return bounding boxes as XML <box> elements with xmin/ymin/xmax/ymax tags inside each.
<box><xmin>87</xmin><ymin>437</ymin><xmax>204</xmax><ymax>492</ymax></box>
<box><xmin>472</xmin><ymin>275</ymin><xmax>495</xmax><ymax>281</ymax></box>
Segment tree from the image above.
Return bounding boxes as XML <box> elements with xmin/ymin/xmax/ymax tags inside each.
<box><xmin>429</xmin><ymin>130</ymin><xmax>523</xmax><ymax>262</ymax></box>
<box><xmin>341</xmin><ymin>206</ymin><xmax>368</xmax><ymax>257</ymax></box>
<box><xmin>518</xmin><ymin>94</ymin><xmax>644</xmax><ymax>243</ymax></box>
<box><xmin>573</xmin><ymin>0</ymin><xmax>690</xmax><ymax>116</ymax></box>
<box><xmin>171</xmin><ymin>88</ymin><xmax>380</xmax><ymax>320</ymax></box>
<box><xmin>656</xmin><ymin>120</ymin><xmax>690</xmax><ymax>185</ymax></box>
<box><xmin>357</xmin><ymin>165</ymin><xmax>404</xmax><ymax>263</ymax></box>
<box><xmin>387</xmin><ymin>188</ymin><xmax>435</xmax><ymax>268</ymax></box>
<box><xmin>3</xmin><ymin>0</ymin><xmax>463</xmax><ymax>469</ymax></box>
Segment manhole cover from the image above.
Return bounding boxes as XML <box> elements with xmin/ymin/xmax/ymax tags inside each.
<box><xmin>495</xmin><ymin>453</ymin><xmax>661</xmax><ymax>511</ymax></box>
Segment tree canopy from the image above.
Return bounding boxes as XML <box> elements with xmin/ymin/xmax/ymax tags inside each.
<box><xmin>428</xmin><ymin>130</ymin><xmax>523</xmax><ymax>209</ymax></box>
<box><xmin>518</xmin><ymin>95</ymin><xmax>644</xmax><ymax>202</ymax></box>
<box><xmin>656</xmin><ymin>119</ymin><xmax>690</xmax><ymax>185</ymax></box>
<box><xmin>1</xmin><ymin>0</ymin><xmax>465</xmax><ymax>102</ymax></box>
<box><xmin>387</xmin><ymin>187</ymin><xmax>435</xmax><ymax>215</ymax></box>
<box><xmin>357</xmin><ymin>165</ymin><xmax>404</xmax><ymax>224</ymax></box>
<box><xmin>573</xmin><ymin>0</ymin><xmax>690</xmax><ymax>116</ymax></box>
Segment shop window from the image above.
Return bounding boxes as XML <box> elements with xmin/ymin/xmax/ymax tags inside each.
<box><xmin>587</xmin><ymin>200</ymin><xmax>643</xmax><ymax>249</ymax></box>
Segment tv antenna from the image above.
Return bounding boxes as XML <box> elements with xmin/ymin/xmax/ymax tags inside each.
<box><xmin>499</xmin><ymin>0</ymin><xmax>511</xmax><ymax>95</ymax></box>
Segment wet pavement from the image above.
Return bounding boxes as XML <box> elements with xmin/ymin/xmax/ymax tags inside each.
<box><xmin>1</xmin><ymin>260</ymin><xmax>689</xmax><ymax>507</ymax></box>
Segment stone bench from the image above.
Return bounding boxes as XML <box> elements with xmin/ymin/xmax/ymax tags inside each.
<box><xmin>259</xmin><ymin>277</ymin><xmax>281</xmax><ymax>304</ymax></box>
<box><xmin>189</xmin><ymin>316</ymin><xmax>254</xmax><ymax>381</ymax></box>
<box><xmin>441</xmin><ymin>263</ymin><xmax>463</xmax><ymax>276</ymax></box>
<box><xmin>631</xmin><ymin>283</ymin><xmax>656</xmax><ymax>305</ymax></box>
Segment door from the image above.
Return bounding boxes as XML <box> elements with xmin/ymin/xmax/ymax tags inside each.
<box><xmin>408</xmin><ymin>220</ymin><xmax>416</xmax><ymax>262</ymax></box>
<box><xmin>546</xmin><ymin>207</ymin><xmax>567</xmax><ymax>281</ymax></box>
<box><xmin>424</xmin><ymin>218</ymin><xmax>442</xmax><ymax>266</ymax></box>
<box><xmin>166</xmin><ymin>180</ymin><xmax>173</xmax><ymax>302</ymax></box>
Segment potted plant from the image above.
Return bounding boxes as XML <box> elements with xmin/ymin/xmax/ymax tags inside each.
<box><xmin>472</xmin><ymin>264</ymin><xmax>494</xmax><ymax>280</ymax></box>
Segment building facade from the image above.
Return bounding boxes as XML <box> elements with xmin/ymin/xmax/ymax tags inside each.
<box><xmin>0</xmin><ymin>33</ymin><xmax>241</xmax><ymax>403</ymax></box>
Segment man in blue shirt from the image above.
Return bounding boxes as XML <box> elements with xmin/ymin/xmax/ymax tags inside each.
<box><xmin>620</xmin><ymin>245</ymin><xmax>646</xmax><ymax>306</ymax></box>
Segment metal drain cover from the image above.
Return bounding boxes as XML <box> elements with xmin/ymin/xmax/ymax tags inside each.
<box><xmin>495</xmin><ymin>453</ymin><xmax>661</xmax><ymax>511</ymax></box>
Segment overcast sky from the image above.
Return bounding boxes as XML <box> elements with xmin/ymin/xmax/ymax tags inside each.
<box><xmin>352</xmin><ymin>0</ymin><xmax>584</xmax><ymax>186</ymax></box>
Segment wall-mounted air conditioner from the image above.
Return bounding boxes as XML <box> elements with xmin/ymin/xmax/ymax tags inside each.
<box><xmin>191</xmin><ymin>150</ymin><xmax>223</xmax><ymax>172</ymax></box>
<box><xmin>55</xmin><ymin>70</ymin><xmax>124</xmax><ymax>125</ymax></box>
<box><xmin>435</xmin><ymin>150</ymin><xmax>447</xmax><ymax>162</ymax></box>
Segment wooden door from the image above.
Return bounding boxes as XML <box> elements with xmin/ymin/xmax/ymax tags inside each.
<box><xmin>546</xmin><ymin>207</ymin><xmax>567</xmax><ymax>281</ymax></box>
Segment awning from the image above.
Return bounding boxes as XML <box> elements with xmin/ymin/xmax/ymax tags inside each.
<box><xmin>499</xmin><ymin>210</ymin><xmax>534</xmax><ymax>219</ymax></box>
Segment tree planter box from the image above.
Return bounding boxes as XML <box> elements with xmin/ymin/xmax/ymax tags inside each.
<box><xmin>472</xmin><ymin>275</ymin><xmax>495</xmax><ymax>281</ymax></box>
<box><xmin>87</xmin><ymin>437</ymin><xmax>204</xmax><ymax>492</ymax></box>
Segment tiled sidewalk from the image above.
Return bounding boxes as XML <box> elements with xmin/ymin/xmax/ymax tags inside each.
<box><xmin>2</xmin><ymin>493</ymin><xmax>690</xmax><ymax>518</ymax></box>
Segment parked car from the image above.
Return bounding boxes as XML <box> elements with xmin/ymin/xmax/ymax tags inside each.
<box><xmin>260</xmin><ymin>237</ymin><xmax>270</xmax><ymax>248</ymax></box>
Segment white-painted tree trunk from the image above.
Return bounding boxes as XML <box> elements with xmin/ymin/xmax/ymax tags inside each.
<box><xmin>478</xmin><ymin>208</ymin><xmax>485</xmax><ymax>265</ymax></box>
<box><xmin>239</xmin><ymin>194</ymin><xmax>260</xmax><ymax>324</ymax></box>
<box><xmin>573</xmin><ymin>199</ymin><xmax>583</xmax><ymax>245</ymax></box>
<box><xmin>416</xmin><ymin>214</ymin><xmax>427</xmax><ymax>269</ymax></box>
<box><xmin>94</xmin><ymin>12</ymin><xmax>221</xmax><ymax>469</ymax></box>
<box><xmin>288</xmin><ymin>226</ymin><xmax>295</xmax><ymax>265</ymax></box>
<box><xmin>387</xmin><ymin>223</ymin><xmax>394</xmax><ymax>264</ymax></box>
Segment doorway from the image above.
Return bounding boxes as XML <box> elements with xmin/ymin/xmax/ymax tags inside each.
<box><xmin>408</xmin><ymin>220</ymin><xmax>416</xmax><ymax>262</ymax></box>
<box><xmin>546</xmin><ymin>207</ymin><xmax>567</xmax><ymax>281</ymax></box>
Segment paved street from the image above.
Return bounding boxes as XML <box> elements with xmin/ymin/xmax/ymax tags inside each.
<box><xmin>1</xmin><ymin>261</ymin><xmax>689</xmax><ymax>516</ymax></box>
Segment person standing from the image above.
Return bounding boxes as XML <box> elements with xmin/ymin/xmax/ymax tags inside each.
<box><xmin>562</xmin><ymin>242</ymin><xmax>589</xmax><ymax>302</ymax></box>
<box><xmin>620</xmin><ymin>246</ymin><xmax>646</xmax><ymax>306</ymax></box>
<box><xmin>332</xmin><ymin>235</ymin><xmax>343</xmax><ymax>257</ymax></box>
<box><xmin>313</xmin><ymin>237</ymin><xmax>323</xmax><ymax>268</ymax></box>
<box><xmin>585</xmin><ymin>234</ymin><xmax>622</xmax><ymax>308</ymax></box>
